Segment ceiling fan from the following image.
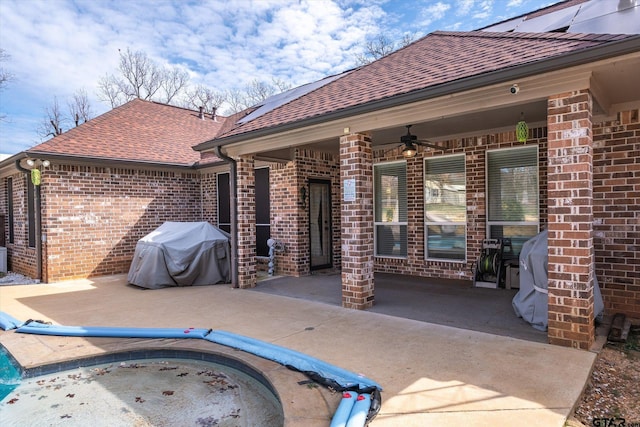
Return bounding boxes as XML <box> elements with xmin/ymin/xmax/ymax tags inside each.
<box><xmin>395</xmin><ymin>125</ymin><xmax>447</xmax><ymax>158</ymax></box>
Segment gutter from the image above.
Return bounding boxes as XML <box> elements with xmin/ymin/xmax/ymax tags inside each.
<box><xmin>194</xmin><ymin>35</ymin><xmax>640</xmax><ymax>151</ymax></box>
<box><xmin>15</xmin><ymin>159</ymin><xmax>43</xmax><ymax>282</ymax></box>
<box><xmin>214</xmin><ymin>146</ymin><xmax>238</xmax><ymax>288</ymax></box>
<box><xmin>23</xmin><ymin>151</ymin><xmax>202</xmax><ymax>170</ymax></box>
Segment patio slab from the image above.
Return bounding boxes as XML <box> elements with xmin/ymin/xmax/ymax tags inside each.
<box><xmin>0</xmin><ymin>274</ymin><xmax>596</xmax><ymax>426</ymax></box>
<box><xmin>254</xmin><ymin>271</ymin><xmax>549</xmax><ymax>343</ymax></box>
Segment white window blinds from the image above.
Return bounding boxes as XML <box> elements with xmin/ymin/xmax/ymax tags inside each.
<box><xmin>374</xmin><ymin>161</ymin><xmax>407</xmax><ymax>257</ymax></box>
<box><xmin>425</xmin><ymin>155</ymin><xmax>466</xmax><ymax>261</ymax></box>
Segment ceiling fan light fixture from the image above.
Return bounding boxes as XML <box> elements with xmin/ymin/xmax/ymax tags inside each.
<box><xmin>402</xmin><ymin>143</ymin><xmax>417</xmax><ymax>158</ymax></box>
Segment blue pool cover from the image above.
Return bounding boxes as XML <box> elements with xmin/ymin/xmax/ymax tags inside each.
<box><xmin>0</xmin><ymin>312</ymin><xmax>381</xmax><ymax>425</ymax></box>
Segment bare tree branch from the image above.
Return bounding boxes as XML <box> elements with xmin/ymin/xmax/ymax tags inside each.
<box><xmin>38</xmin><ymin>96</ymin><xmax>65</xmax><ymax>138</ymax></box>
<box><xmin>68</xmin><ymin>88</ymin><xmax>94</xmax><ymax>126</ymax></box>
<box><xmin>97</xmin><ymin>47</ymin><xmax>191</xmax><ymax>107</ymax></box>
<box><xmin>354</xmin><ymin>33</ymin><xmax>417</xmax><ymax>66</ymax></box>
<box><xmin>97</xmin><ymin>73</ymin><xmax>127</xmax><ymax>108</ymax></box>
<box><xmin>119</xmin><ymin>48</ymin><xmax>162</xmax><ymax>100</ymax></box>
<box><xmin>159</xmin><ymin>67</ymin><xmax>190</xmax><ymax>104</ymax></box>
<box><xmin>183</xmin><ymin>84</ymin><xmax>226</xmax><ymax>114</ymax></box>
<box><xmin>270</xmin><ymin>77</ymin><xmax>292</xmax><ymax>93</ymax></box>
<box><xmin>224</xmin><ymin>88</ymin><xmax>247</xmax><ymax>114</ymax></box>
<box><xmin>243</xmin><ymin>79</ymin><xmax>276</xmax><ymax>107</ymax></box>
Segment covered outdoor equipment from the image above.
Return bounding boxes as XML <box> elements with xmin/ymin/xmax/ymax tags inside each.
<box><xmin>512</xmin><ymin>230</ymin><xmax>604</xmax><ymax>331</ymax></box>
<box><xmin>128</xmin><ymin>222</ymin><xmax>230</xmax><ymax>289</ymax></box>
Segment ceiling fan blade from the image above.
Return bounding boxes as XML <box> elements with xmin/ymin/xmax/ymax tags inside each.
<box><xmin>416</xmin><ymin>140</ymin><xmax>447</xmax><ymax>150</ymax></box>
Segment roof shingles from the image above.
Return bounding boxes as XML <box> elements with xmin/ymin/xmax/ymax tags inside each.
<box><xmin>29</xmin><ymin>99</ymin><xmax>223</xmax><ymax>166</ymax></box>
<box><xmin>216</xmin><ymin>31</ymin><xmax>634</xmax><ymax>140</ymax></box>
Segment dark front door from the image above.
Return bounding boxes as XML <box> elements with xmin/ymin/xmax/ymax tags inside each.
<box><xmin>309</xmin><ymin>180</ymin><xmax>332</xmax><ymax>270</ymax></box>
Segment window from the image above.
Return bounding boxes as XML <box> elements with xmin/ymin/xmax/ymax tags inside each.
<box><xmin>216</xmin><ymin>172</ymin><xmax>231</xmax><ymax>234</ymax></box>
<box><xmin>424</xmin><ymin>155</ymin><xmax>466</xmax><ymax>261</ymax></box>
<box><xmin>487</xmin><ymin>146</ymin><xmax>539</xmax><ymax>255</ymax></box>
<box><xmin>216</xmin><ymin>169</ymin><xmax>271</xmax><ymax>257</ymax></box>
<box><xmin>27</xmin><ymin>178</ymin><xmax>35</xmax><ymax>248</ymax></box>
<box><xmin>255</xmin><ymin>167</ymin><xmax>270</xmax><ymax>257</ymax></box>
<box><xmin>374</xmin><ymin>161</ymin><xmax>407</xmax><ymax>257</ymax></box>
<box><xmin>7</xmin><ymin>177</ymin><xmax>14</xmax><ymax>244</ymax></box>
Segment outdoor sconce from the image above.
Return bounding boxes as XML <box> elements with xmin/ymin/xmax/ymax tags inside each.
<box><xmin>300</xmin><ymin>185</ymin><xmax>307</xmax><ymax>209</ymax></box>
<box><xmin>516</xmin><ymin>112</ymin><xmax>528</xmax><ymax>143</ymax></box>
<box><xmin>25</xmin><ymin>158</ymin><xmax>51</xmax><ymax>186</ymax></box>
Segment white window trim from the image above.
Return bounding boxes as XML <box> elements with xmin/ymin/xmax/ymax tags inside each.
<box><xmin>374</xmin><ymin>160</ymin><xmax>407</xmax><ymax>259</ymax></box>
<box><xmin>485</xmin><ymin>145</ymin><xmax>540</xmax><ymax>251</ymax></box>
<box><xmin>424</xmin><ymin>154</ymin><xmax>467</xmax><ymax>263</ymax></box>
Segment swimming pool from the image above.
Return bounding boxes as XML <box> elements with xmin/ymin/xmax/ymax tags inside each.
<box><xmin>0</xmin><ymin>346</ymin><xmax>22</xmax><ymax>400</ymax></box>
<box><xmin>0</xmin><ymin>349</ymin><xmax>284</xmax><ymax>426</ymax></box>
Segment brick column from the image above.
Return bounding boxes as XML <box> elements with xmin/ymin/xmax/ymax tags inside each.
<box><xmin>547</xmin><ymin>89</ymin><xmax>595</xmax><ymax>350</ymax></box>
<box><xmin>237</xmin><ymin>155</ymin><xmax>257</xmax><ymax>288</ymax></box>
<box><xmin>340</xmin><ymin>133</ymin><xmax>374</xmax><ymax>309</ymax></box>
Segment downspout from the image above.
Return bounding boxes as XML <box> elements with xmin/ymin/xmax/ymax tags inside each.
<box><xmin>15</xmin><ymin>159</ymin><xmax>43</xmax><ymax>282</ymax></box>
<box><xmin>214</xmin><ymin>146</ymin><xmax>238</xmax><ymax>288</ymax></box>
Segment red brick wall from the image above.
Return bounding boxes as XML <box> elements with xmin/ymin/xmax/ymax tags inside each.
<box><xmin>200</xmin><ymin>171</ymin><xmax>218</xmax><ymax>225</ymax></box>
<box><xmin>593</xmin><ymin>108</ymin><xmax>640</xmax><ymax>320</ymax></box>
<box><xmin>373</xmin><ymin>129</ymin><xmax>548</xmax><ymax>281</ymax></box>
<box><xmin>269</xmin><ymin>149</ymin><xmax>340</xmax><ymax>276</ymax></box>
<box><xmin>1</xmin><ymin>172</ymin><xmax>38</xmax><ymax>278</ymax></box>
<box><xmin>236</xmin><ymin>155</ymin><xmax>257</xmax><ymax>288</ymax></box>
<box><xmin>547</xmin><ymin>89</ymin><xmax>595</xmax><ymax>349</ymax></box>
<box><xmin>340</xmin><ymin>133</ymin><xmax>375</xmax><ymax>309</ymax></box>
<box><xmin>40</xmin><ymin>164</ymin><xmax>202</xmax><ymax>282</ymax></box>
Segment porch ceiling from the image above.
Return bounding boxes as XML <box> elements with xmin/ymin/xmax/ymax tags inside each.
<box><xmin>231</xmin><ymin>51</ymin><xmax>640</xmax><ymax>162</ymax></box>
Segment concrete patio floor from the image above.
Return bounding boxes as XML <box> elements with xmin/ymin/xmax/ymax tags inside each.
<box><xmin>253</xmin><ymin>271</ymin><xmax>549</xmax><ymax>343</ymax></box>
<box><xmin>0</xmin><ymin>274</ymin><xmax>597</xmax><ymax>426</ymax></box>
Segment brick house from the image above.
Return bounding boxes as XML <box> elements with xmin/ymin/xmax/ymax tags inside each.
<box><xmin>0</xmin><ymin>99</ymin><xmax>227</xmax><ymax>282</ymax></box>
<box><xmin>193</xmin><ymin>30</ymin><xmax>640</xmax><ymax>350</ymax></box>
<box><xmin>2</xmin><ymin>1</ymin><xmax>640</xmax><ymax>350</ymax></box>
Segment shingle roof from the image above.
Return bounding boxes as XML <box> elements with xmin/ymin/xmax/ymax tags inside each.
<box><xmin>28</xmin><ymin>99</ymin><xmax>223</xmax><ymax>166</ymax></box>
<box><xmin>214</xmin><ymin>31</ymin><xmax>635</xmax><ymax>140</ymax></box>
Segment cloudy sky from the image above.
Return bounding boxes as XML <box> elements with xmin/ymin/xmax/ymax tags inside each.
<box><xmin>0</xmin><ymin>0</ymin><xmax>552</xmax><ymax>155</ymax></box>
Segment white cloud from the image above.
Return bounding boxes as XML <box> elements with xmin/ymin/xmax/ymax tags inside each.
<box><xmin>473</xmin><ymin>0</ymin><xmax>494</xmax><ymax>19</ymax></box>
<box><xmin>0</xmin><ymin>0</ymin><xmax>394</xmax><ymax>153</ymax></box>
<box><xmin>417</xmin><ymin>1</ymin><xmax>452</xmax><ymax>27</ymax></box>
<box><xmin>0</xmin><ymin>0</ymin><xmax>551</xmax><ymax>155</ymax></box>
<box><xmin>456</xmin><ymin>0</ymin><xmax>476</xmax><ymax>16</ymax></box>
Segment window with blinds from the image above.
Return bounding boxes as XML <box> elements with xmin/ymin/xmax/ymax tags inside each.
<box><xmin>374</xmin><ymin>161</ymin><xmax>407</xmax><ymax>257</ymax></box>
<box><xmin>424</xmin><ymin>154</ymin><xmax>466</xmax><ymax>261</ymax></box>
<box><xmin>486</xmin><ymin>145</ymin><xmax>539</xmax><ymax>255</ymax></box>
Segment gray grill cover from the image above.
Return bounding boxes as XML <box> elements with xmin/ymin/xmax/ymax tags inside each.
<box><xmin>128</xmin><ymin>222</ymin><xmax>231</xmax><ymax>289</ymax></box>
<box><xmin>512</xmin><ymin>230</ymin><xmax>604</xmax><ymax>331</ymax></box>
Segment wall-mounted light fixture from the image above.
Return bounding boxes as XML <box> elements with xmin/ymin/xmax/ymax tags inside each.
<box><xmin>25</xmin><ymin>158</ymin><xmax>51</xmax><ymax>186</ymax></box>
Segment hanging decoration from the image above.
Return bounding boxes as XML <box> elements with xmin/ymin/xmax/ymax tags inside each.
<box><xmin>31</xmin><ymin>168</ymin><xmax>41</xmax><ymax>186</ymax></box>
<box><xmin>516</xmin><ymin>112</ymin><xmax>528</xmax><ymax>143</ymax></box>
